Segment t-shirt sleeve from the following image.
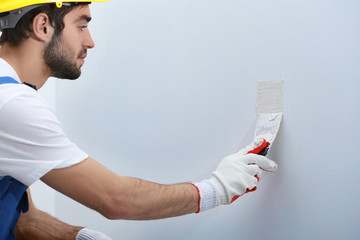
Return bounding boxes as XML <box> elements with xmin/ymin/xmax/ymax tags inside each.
<box><xmin>0</xmin><ymin>91</ymin><xmax>88</xmax><ymax>186</ymax></box>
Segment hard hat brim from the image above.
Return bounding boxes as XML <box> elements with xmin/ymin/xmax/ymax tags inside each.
<box><xmin>0</xmin><ymin>0</ymin><xmax>110</xmax><ymax>14</ymax></box>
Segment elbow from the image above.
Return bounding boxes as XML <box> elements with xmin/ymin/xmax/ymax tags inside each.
<box><xmin>98</xmin><ymin>200</ymin><xmax>128</xmax><ymax>220</ymax></box>
<box><xmin>101</xmin><ymin>210</ymin><xmax>126</xmax><ymax>220</ymax></box>
<box><xmin>90</xmin><ymin>175</ymin><xmax>141</xmax><ymax>220</ymax></box>
<box><xmin>96</xmin><ymin>194</ymin><xmax>135</xmax><ymax>220</ymax></box>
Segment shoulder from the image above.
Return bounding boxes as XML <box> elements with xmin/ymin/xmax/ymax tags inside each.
<box><xmin>0</xmin><ymin>84</ymin><xmax>60</xmax><ymax>140</ymax></box>
<box><xmin>0</xmin><ymin>84</ymin><xmax>87</xmax><ymax>186</ymax></box>
<box><xmin>0</xmin><ymin>84</ymin><xmax>54</xmax><ymax>116</ymax></box>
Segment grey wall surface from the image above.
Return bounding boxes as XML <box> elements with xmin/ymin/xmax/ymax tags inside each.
<box><xmin>55</xmin><ymin>0</ymin><xmax>360</xmax><ymax>239</ymax></box>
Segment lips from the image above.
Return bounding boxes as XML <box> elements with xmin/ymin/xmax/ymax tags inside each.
<box><xmin>78</xmin><ymin>50</ymin><xmax>87</xmax><ymax>61</ymax></box>
<box><xmin>78</xmin><ymin>52</ymin><xmax>87</xmax><ymax>65</ymax></box>
<box><xmin>79</xmin><ymin>54</ymin><xmax>86</xmax><ymax>60</ymax></box>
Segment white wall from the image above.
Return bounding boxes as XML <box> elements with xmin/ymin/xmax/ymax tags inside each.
<box><xmin>54</xmin><ymin>0</ymin><xmax>360</xmax><ymax>239</ymax></box>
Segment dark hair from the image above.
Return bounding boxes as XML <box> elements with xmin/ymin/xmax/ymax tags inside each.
<box><xmin>0</xmin><ymin>3</ymin><xmax>89</xmax><ymax>46</ymax></box>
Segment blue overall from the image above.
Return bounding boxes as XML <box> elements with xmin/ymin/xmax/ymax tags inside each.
<box><xmin>0</xmin><ymin>77</ymin><xmax>29</xmax><ymax>240</ymax></box>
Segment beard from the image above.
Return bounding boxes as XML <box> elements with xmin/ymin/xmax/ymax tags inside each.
<box><xmin>43</xmin><ymin>33</ymin><xmax>85</xmax><ymax>80</ymax></box>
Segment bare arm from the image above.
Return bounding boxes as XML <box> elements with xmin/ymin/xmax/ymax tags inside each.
<box><xmin>40</xmin><ymin>140</ymin><xmax>277</xmax><ymax>220</ymax></box>
<box><xmin>41</xmin><ymin>157</ymin><xmax>199</xmax><ymax>220</ymax></box>
<box><xmin>15</xmin><ymin>189</ymin><xmax>82</xmax><ymax>240</ymax></box>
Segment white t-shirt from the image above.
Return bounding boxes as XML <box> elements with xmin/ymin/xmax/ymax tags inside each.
<box><xmin>0</xmin><ymin>58</ymin><xmax>88</xmax><ymax>186</ymax></box>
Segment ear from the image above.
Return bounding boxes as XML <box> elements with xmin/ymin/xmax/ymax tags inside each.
<box><xmin>31</xmin><ymin>13</ymin><xmax>54</xmax><ymax>43</ymax></box>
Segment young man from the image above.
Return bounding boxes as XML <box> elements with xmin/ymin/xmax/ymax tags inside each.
<box><xmin>0</xmin><ymin>1</ymin><xmax>278</xmax><ymax>239</ymax></box>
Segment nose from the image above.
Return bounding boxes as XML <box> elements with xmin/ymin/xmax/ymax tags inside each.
<box><xmin>85</xmin><ymin>29</ymin><xmax>95</xmax><ymax>49</ymax></box>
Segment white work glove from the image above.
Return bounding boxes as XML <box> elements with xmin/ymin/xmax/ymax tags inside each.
<box><xmin>193</xmin><ymin>138</ymin><xmax>277</xmax><ymax>212</ymax></box>
<box><xmin>76</xmin><ymin>228</ymin><xmax>112</xmax><ymax>240</ymax></box>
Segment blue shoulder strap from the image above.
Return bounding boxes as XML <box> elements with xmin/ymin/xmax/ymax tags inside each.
<box><xmin>0</xmin><ymin>76</ymin><xmax>19</xmax><ymax>84</ymax></box>
<box><xmin>0</xmin><ymin>77</ymin><xmax>29</xmax><ymax>240</ymax></box>
<box><xmin>0</xmin><ymin>77</ymin><xmax>16</xmax><ymax>183</ymax></box>
<box><xmin>0</xmin><ymin>76</ymin><xmax>37</xmax><ymax>90</ymax></box>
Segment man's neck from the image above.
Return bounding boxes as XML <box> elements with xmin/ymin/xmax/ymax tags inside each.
<box><xmin>0</xmin><ymin>41</ymin><xmax>49</xmax><ymax>89</ymax></box>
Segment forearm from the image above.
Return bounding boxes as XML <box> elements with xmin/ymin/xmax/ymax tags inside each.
<box><xmin>42</xmin><ymin>158</ymin><xmax>199</xmax><ymax>221</ymax></box>
<box><xmin>15</xmin><ymin>205</ymin><xmax>82</xmax><ymax>240</ymax></box>
<box><xmin>109</xmin><ymin>176</ymin><xmax>199</xmax><ymax>220</ymax></box>
<box><xmin>15</xmin><ymin>189</ymin><xmax>82</xmax><ymax>240</ymax></box>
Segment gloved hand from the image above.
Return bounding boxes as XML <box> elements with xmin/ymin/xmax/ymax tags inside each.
<box><xmin>193</xmin><ymin>138</ymin><xmax>277</xmax><ymax>212</ymax></box>
<box><xmin>76</xmin><ymin>228</ymin><xmax>112</xmax><ymax>240</ymax></box>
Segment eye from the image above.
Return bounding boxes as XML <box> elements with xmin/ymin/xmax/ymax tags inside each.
<box><xmin>79</xmin><ymin>25</ymin><xmax>88</xmax><ymax>31</ymax></box>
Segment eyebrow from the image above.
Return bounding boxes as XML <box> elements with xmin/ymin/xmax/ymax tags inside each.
<box><xmin>74</xmin><ymin>15</ymin><xmax>92</xmax><ymax>23</ymax></box>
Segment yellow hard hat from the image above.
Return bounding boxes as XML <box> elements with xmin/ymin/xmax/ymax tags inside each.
<box><xmin>0</xmin><ymin>1</ymin><xmax>109</xmax><ymax>30</ymax></box>
<box><xmin>0</xmin><ymin>0</ymin><xmax>109</xmax><ymax>13</ymax></box>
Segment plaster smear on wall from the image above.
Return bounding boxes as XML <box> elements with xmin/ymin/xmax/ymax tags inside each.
<box><xmin>254</xmin><ymin>79</ymin><xmax>284</xmax><ymax>146</ymax></box>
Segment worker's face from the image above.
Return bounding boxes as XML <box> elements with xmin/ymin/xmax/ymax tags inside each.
<box><xmin>44</xmin><ymin>5</ymin><xmax>95</xmax><ymax>79</ymax></box>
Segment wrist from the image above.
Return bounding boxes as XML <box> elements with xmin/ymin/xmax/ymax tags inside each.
<box><xmin>192</xmin><ymin>179</ymin><xmax>218</xmax><ymax>213</ymax></box>
<box><xmin>76</xmin><ymin>228</ymin><xmax>112</xmax><ymax>240</ymax></box>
